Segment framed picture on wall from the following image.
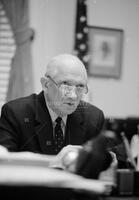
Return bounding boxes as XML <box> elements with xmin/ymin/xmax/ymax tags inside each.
<box><xmin>88</xmin><ymin>26</ymin><xmax>124</xmax><ymax>78</ymax></box>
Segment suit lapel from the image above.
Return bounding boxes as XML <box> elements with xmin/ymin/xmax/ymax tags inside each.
<box><xmin>35</xmin><ymin>92</ymin><xmax>54</xmax><ymax>154</ymax></box>
<box><xmin>66</xmin><ymin>108</ymin><xmax>85</xmax><ymax>145</ymax></box>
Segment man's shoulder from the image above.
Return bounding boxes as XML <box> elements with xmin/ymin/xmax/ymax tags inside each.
<box><xmin>2</xmin><ymin>92</ymin><xmax>44</xmax><ymax>112</ymax></box>
<box><xmin>4</xmin><ymin>93</ymin><xmax>37</xmax><ymax>107</ymax></box>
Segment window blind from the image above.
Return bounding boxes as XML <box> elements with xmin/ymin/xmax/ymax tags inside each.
<box><xmin>0</xmin><ymin>2</ymin><xmax>16</xmax><ymax>112</ymax></box>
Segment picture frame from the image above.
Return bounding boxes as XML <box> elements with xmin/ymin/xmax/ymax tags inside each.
<box><xmin>88</xmin><ymin>26</ymin><xmax>124</xmax><ymax>78</ymax></box>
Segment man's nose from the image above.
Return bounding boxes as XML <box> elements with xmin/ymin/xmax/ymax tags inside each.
<box><xmin>66</xmin><ymin>88</ymin><xmax>78</xmax><ymax>99</ymax></box>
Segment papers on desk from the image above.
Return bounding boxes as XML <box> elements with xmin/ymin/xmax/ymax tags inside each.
<box><xmin>0</xmin><ymin>151</ymin><xmax>53</xmax><ymax>167</ymax></box>
<box><xmin>0</xmin><ymin>151</ymin><xmax>113</xmax><ymax>195</ymax></box>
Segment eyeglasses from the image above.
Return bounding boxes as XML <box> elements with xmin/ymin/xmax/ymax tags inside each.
<box><xmin>47</xmin><ymin>75</ymin><xmax>88</xmax><ymax>95</ymax></box>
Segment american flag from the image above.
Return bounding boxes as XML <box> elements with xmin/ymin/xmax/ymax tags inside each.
<box><xmin>73</xmin><ymin>0</ymin><xmax>89</xmax><ymax>70</ymax></box>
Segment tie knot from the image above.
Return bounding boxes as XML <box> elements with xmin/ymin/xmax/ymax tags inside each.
<box><xmin>56</xmin><ymin>117</ymin><xmax>62</xmax><ymax>124</ymax></box>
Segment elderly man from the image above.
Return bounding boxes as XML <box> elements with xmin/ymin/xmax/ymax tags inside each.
<box><xmin>0</xmin><ymin>54</ymin><xmax>104</xmax><ymax>155</ymax></box>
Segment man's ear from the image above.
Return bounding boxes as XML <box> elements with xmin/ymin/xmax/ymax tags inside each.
<box><xmin>40</xmin><ymin>77</ymin><xmax>48</xmax><ymax>90</ymax></box>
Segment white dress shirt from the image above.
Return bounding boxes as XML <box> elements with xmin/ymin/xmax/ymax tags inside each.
<box><xmin>44</xmin><ymin>95</ymin><xmax>67</xmax><ymax>138</ymax></box>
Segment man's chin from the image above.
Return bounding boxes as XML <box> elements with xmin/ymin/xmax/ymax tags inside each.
<box><xmin>61</xmin><ymin>106</ymin><xmax>77</xmax><ymax>115</ymax></box>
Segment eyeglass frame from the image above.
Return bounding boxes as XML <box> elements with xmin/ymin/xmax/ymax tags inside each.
<box><xmin>45</xmin><ymin>75</ymin><xmax>88</xmax><ymax>95</ymax></box>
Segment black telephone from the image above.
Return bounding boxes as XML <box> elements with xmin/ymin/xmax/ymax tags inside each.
<box><xmin>74</xmin><ymin>132</ymin><xmax>113</xmax><ymax>179</ymax></box>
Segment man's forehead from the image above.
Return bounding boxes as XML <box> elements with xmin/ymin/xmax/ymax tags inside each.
<box><xmin>55</xmin><ymin>72</ymin><xmax>87</xmax><ymax>85</ymax></box>
<box><xmin>48</xmin><ymin>54</ymin><xmax>87</xmax><ymax>81</ymax></box>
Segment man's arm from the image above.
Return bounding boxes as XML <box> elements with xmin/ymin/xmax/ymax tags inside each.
<box><xmin>0</xmin><ymin>104</ymin><xmax>20</xmax><ymax>151</ymax></box>
<box><xmin>0</xmin><ymin>144</ymin><xmax>82</xmax><ymax>170</ymax></box>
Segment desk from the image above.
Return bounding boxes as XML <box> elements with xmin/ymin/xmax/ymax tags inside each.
<box><xmin>0</xmin><ymin>161</ymin><xmax>114</xmax><ymax>200</ymax></box>
<box><xmin>100</xmin><ymin>197</ymin><xmax>139</xmax><ymax>200</ymax></box>
<box><xmin>0</xmin><ymin>150</ymin><xmax>138</xmax><ymax>200</ymax></box>
<box><xmin>0</xmin><ymin>165</ymin><xmax>138</xmax><ymax>200</ymax></box>
<box><xmin>0</xmin><ymin>185</ymin><xmax>72</xmax><ymax>200</ymax></box>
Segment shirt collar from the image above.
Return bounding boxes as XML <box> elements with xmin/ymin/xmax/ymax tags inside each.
<box><xmin>44</xmin><ymin>93</ymin><xmax>67</xmax><ymax>125</ymax></box>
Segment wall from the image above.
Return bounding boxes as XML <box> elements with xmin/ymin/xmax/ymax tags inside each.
<box><xmin>29</xmin><ymin>0</ymin><xmax>139</xmax><ymax>119</ymax></box>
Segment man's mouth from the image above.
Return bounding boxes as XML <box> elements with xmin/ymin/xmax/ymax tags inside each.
<box><xmin>64</xmin><ymin>102</ymin><xmax>75</xmax><ymax>106</ymax></box>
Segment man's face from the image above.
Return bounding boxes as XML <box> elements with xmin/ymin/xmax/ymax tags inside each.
<box><xmin>45</xmin><ymin>62</ymin><xmax>87</xmax><ymax>116</ymax></box>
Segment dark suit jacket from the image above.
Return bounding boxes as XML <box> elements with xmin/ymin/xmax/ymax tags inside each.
<box><xmin>0</xmin><ymin>91</ymin><xmax>104</xmax><ymax>155</ymax></box>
